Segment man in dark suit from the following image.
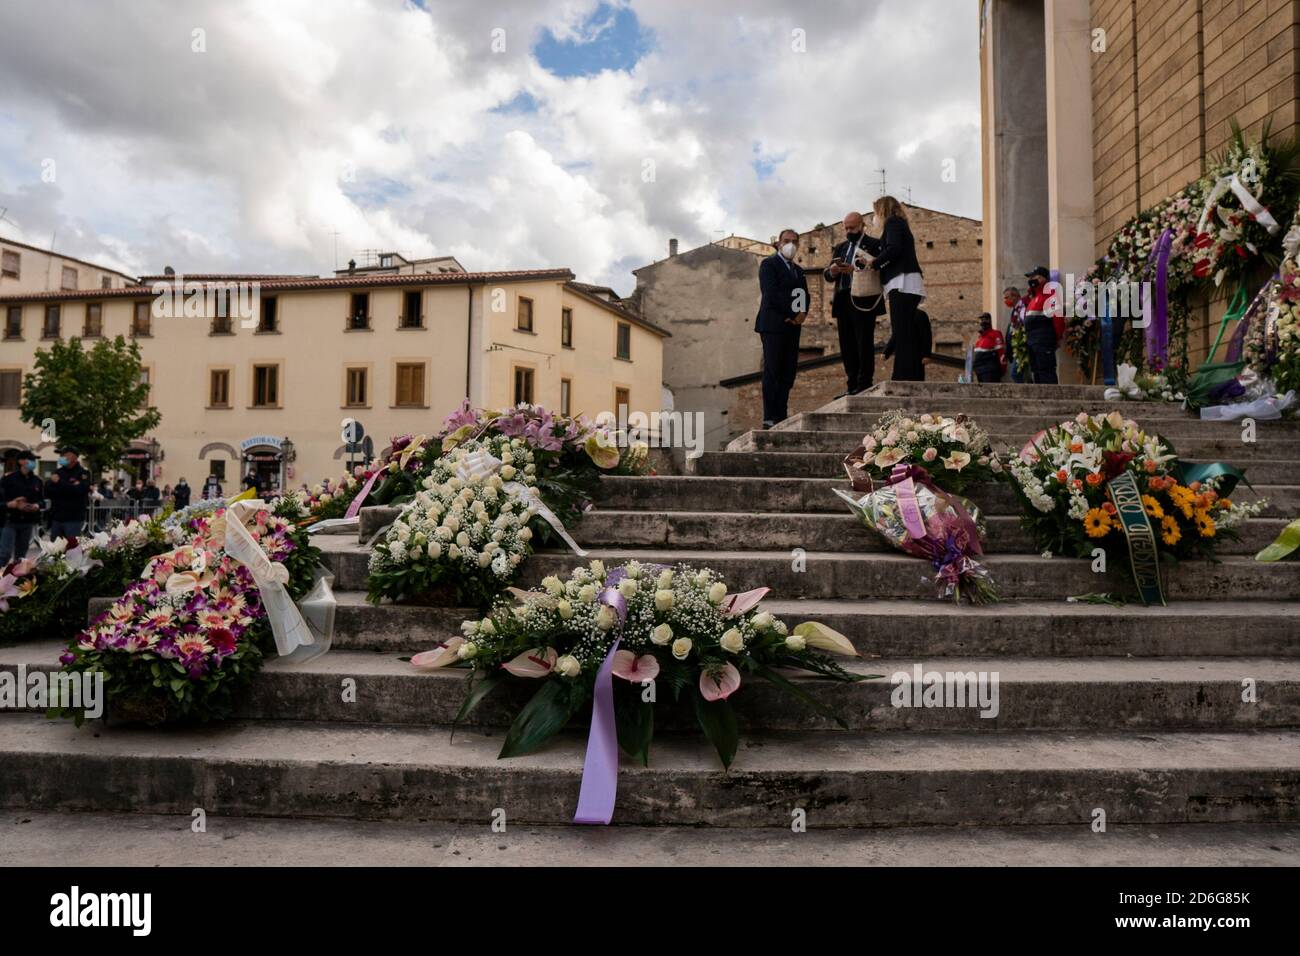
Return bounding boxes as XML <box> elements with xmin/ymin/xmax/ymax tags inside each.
<box><xmin>823</xmin><ymin>211</ymin><xmax>884</xmax><ymax>396</ymax></box>
<box><xmin>754</xmin><ymin>228</ymin><xmax>808</xmax><ymax>428</ymax></box>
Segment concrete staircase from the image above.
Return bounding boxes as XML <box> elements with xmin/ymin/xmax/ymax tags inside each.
<box><xmin>2</xmin><ymin>382</ymin><xmax>1299</xmax><ymax>855</ymax></box>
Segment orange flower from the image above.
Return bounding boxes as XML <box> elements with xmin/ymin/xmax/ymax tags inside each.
<box><xmin>1144</xmin><ymin>459</ymin><xmax>1158</xmax><ymax>473</ymax></box>
<box><xmin>1055</xmin><ymin>469</ymin><xmax>1068</xmax><ymax>482</ymax></box>
<box><xmin>1070</xmin><ymin>479</ymin><xmax>1084</xmax><ymax>491</ymax></box>
<box><xmin>1219</xmin><ymin>498</ymin><xmax>1233</xmax><ymax>508</ymax></box>
<box><xmin>1189</xmin><ymin>481</ymin><xmax>1201</xmax><ymax>492</ymax></box>
<box><xmin>1070</xmin><ymin>441</ymin><xmax>1084</xmax><ymax>453</ymax></box>
<box><xmin>1085</xmin><ymin>472</ymin><xmax>1104</xmax><ymax>487</ymax></box>
<box><xmin>1102</xmin><ymin>501</ymin><xmax>1117</xmax><ymax>515</ymax></box>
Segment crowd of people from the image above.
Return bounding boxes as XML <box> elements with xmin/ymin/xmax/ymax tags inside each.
<box><xmin>754</xmin><ymin>195</ymin><xmax>1065</xmax><ymax>426</ymax></box>
<box><xmin>1</xmin><ymin>448</ymin><xmax>354</xmax><ymax>563</ymax></box>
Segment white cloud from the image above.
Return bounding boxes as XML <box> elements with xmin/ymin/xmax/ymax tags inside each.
<box><xmin>0</xmin><ymin>0</ymin><xmax>981</xmax><ymax>294</ymax></box>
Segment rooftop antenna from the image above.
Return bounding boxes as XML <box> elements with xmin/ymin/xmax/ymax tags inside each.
<box><xmin>331</xmin><ymin>231</ymin><xmax>340</xmax><ymax>271</ymax></box>
<box><xmin>903</xmin><ymin>185</ymin><xmax>913</xmax><ymax>204</ymax></box>
<box><xmin>872</xmin><ymin>168</ymin><xmax>887</xmax><ymax>198</ymax></box>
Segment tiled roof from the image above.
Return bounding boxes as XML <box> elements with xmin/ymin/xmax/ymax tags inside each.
<box><xmin>136</xmin><ymin>273</ymin><xmax>316</xmax><ymax>282</ymax></box>
<box><xmin>564</xmin><ymin>280</ymin><xmax>670</xmax><ymax>338</ymax></box>
<box><xmin>0</xmin><ymin>234</ymin><xmax>139</xmax><ymax>280</ymax></box>
<box><xmin>0</xmin><ymin>268</ymin><xmax>576</xmax><ymax>303</ymax></box>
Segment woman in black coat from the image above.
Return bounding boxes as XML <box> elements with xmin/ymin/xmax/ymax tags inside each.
<box><xmin>859</xmin><ymin>195</ymin><xmax>927</xmax><ymax>381</ymax></box>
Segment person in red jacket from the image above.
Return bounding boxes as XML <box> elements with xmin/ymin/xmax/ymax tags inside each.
<box><xmin>1022</xmin><ymin>266</ymin><xmax>1058</xmax><ymax>384</ymax></box>
<box><xmin>972</xmin><ymin>312</ymin><xmax>1007</xmax><ymax>383</ymax></box>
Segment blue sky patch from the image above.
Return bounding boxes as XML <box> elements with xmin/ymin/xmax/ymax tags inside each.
<box><xmin>533</xmin><ymin>2</ymin><xmax>653</xmax><ymax>77</ymax></box>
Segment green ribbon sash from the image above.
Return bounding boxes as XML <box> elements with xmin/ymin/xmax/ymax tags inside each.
<box><xmin>1173</xmin><ymin>461</ymin><xmax>1247</xmax><ymax>497</ymax></box>
<box><xmin>1256</xmin><ymin>517</ymin><xmax>1300</xmax><ymax>562</ymax></box>
<box><xmin>1106</xmin><ymin>472</ymin><xmax>1166</xmax><ymax>606</ymax></box>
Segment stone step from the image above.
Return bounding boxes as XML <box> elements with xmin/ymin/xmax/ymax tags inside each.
<box><xmin>865</xmin><ymin>381</ymin><xmax>1109</xmax><ymax>400</ymax></box>
<box><xmin>730</xmin><ymin>428</ymin><xmax>1300</xmax><ymax>459</ymax></box>
<box><xmin>594</xmin><ymin>475</ymin><xmax>1300</xmax><ymax>517</ymax></box>
<box><xmin>3</xmin><ymin>715</ymin><xmax>1296</xmax><ymax>826</ymax></box>
<box><xmin>6</xmin><ymin>811</ymin><xmax>1298</xmax><ymax>866</ymax></box>
<box><xmin>86</xmin><ymin>592</ymin><xmax>1300</xmax><ymax>657</ymax></box>
<box><xmin>85</xmin><ymin>591</ymin><xmax>1300</xmax><ymax>657</ymax></box>
<box><xmin>518</xmin><ymin>550</ymin><xmax>1300</xmax><ymax>602</ymax></box>
<box><xmin>819</xmin><ymin>394</ymin><xmax>1225</xmax><ymax>420</ymax></box>
<box><xmin>574</xmin><ymin>509</ymin><xmax>1283</xmax><ymax>555</ymax></box>
<box><xmin>10</xmin><ymin>642</ymin><xmax>1297</xmax><ymax>733</ymax></box>
<box><xmin>778</xmin><ymin>410</ymin><xmax>1300</xmax><ymax>440</ymax></box>
<box><xmin>316</xmin><ymin>540</ymin><xmax>1299</xmax><ymax>600</ymax></box>
<box><xmin>690</xmin><ymin>450</ymin><xmax>1300</xmax><ymax>483</ymax></box>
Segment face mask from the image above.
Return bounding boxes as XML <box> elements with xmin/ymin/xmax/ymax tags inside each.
<box><xmin>57</xmin><ymin>456</ymin><xmax>68</xmax><ymax>467</ymax></box>
<box><xmin>846</xmin><ymin>230</ymin><xmax>862</xmax><ymax>241</ymax></box>
<box><xmin>781</xmin><ymin>242</ymin><xmax>796</xmax><ymax>259</ymax></box>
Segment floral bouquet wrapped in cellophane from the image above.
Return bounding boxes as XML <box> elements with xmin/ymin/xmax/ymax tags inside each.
<box><xmin>835</xmin><ymin>458</ymin><xmax>998</xmax><ymax>604</ymax></box>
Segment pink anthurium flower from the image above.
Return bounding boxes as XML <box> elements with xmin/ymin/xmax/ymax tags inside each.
<box><xmin>411</xmin><ymin>637</ymin><xmax>465</xmax><ymax>670</ymax></box>
<box><xmin>724</xmin><ymin>586</ymin><xmax>769</xmax><ymax>618</ymax></box>
<box><xmin>611</xmin><ymin>650</ymin><xmax>660</xmax><ymax>683</ymax></box>
<box><xmin>699</xmin><ymin>663</ymin><xmax>741</xmax><ymax>702</ymax></box>
<box><xmin>502</xmin><ymin>647</ymin><xmax>558</xmax><ymax>678</ymax></box>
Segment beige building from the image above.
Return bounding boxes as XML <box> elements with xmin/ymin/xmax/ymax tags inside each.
<box><xmin>0</xmin><ymin>236</ymin><xmax>138</xmax><ymax>296</ymax></box>
<box><xmin>0</xmin><ymin>262</ymin><xmax>667</xmax><ymax>488</ymax></box>
<box><xmin>981</xmin><ymin>0</ymin><xmax>1299</xmax><ymax>374</ymax></box>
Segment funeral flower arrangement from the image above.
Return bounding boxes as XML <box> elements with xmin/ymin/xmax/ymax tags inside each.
<box><xmin>364</xmin><ymin>402</ymin><xmax>646</xmax><ymax>542</ymax></box>
<box><xmin>851</xmin><ymin>410</ymin><xmax>1002</xmax><ymax>494</ymax></box>
<box><xmin>0</xmin><ymin>518</ymin><xmax>172</xmax><ymax>642</ymax></box>
<box><xmin>1007</xmin><ymin>412</ymin><xmax>1260</xmax><ymax>565</ymax></box>
<box><xmin>53</xmin><ymin>499</ymin><xmax>320</xmax><ymax>725</ymax></box>
<box><xmin>365</xmin><ymin>436</ymin><xmax>540</xmax><ymax>608</ymax></box>
<box><xmin>413</xmin><ymin>560</ymin><xmax>868</xmax><ymax>769</ymax></box>
<box><xmin>1066</xmin><ymin>124</ymin><xmax>1300</xmax><ymax>376</ymax></box>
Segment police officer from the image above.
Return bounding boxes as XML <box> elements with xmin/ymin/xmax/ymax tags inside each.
<box><xmin>1</xmin><ymin>451</ymin><xmax>44</xmax><ymax>563</ymax></box>
<box><xmin>45</xmin><ymin>444</ymin><xmax>91</xmax><ymax>540</ymax></box>
<box><xmin>173</xmin><ymin>477</ymin><xmax>192</xmax><ymax>510</ymax></box>
<box><xmin>972</xmin><ymin>312</ymin><xmax>1007</xmax><ymax>383</ymax></box>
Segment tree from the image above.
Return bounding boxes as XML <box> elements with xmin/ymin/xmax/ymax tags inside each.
<box><xmin>19</xmin><ymin>336</ymin><xmax>161</xmax><ymax>477</ymax></box>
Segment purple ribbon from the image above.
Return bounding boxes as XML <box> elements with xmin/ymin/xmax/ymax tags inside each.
<box><xmin>572</xmin><ymin>583</ymin><xmax>629</xmax><ymax>825</ymax></box>
<box><xmin>344</xmin><ymin>469</ymin><xmax>382</xmax><ymax>519</ymax></box>
<box><xmin>888</xmin><ymin>464</ymin><xmax>927</xmax><ymax>540</ymax></box>
<box><xmin>1144</xmin><ymin>228</ymin><xmax>1173</xmax><ymax>369</ymax></box>
<box><xmin>886</xmin><ymin>463</ymin><xmax>984</xmax><ymax>556</ymax></box>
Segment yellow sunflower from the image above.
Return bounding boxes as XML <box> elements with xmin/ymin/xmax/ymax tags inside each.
<box><xmin>1160</xmin><ymin>515</ymin><xmax>1181</xmax><ymax>546</ymax></box>
<box><xmin>1083</xmin><ymin>508</ymin><xmax>1114</xmax><ymax>538</ymax></box>
<box><xmin>1196</xmin><ymin>514</ymin><xmax>1216</xmax><ymax>538</ymax></box>
<box><xmin>1141</xmin><ymin>494</ymin><xmax>1164</xmax><ymax>520</ymax></box>
<box><xmin>1168</xmin><ymin>485</ymin><xmax>1196</xmax><ymax>518</ymax></box>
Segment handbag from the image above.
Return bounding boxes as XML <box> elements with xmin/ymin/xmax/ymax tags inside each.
<box><xmin>849</xmin><ymin>255</ymin><xmax>883</xmax><ymax>311</ymax></box>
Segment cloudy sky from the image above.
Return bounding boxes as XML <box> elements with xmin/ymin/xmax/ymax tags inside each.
<box><xmin>0</xmin><ymin>0</ymin><xmax>981</xmax><ymax>294</ymax></box>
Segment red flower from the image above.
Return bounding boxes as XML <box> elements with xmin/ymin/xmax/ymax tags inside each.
<box><xmin>1102</xmin><ymin>451</ymin><xmax>1133</xmax><ymax>479</ymax></box>
<box><xmin>1193</xmin><ymin>259</ymin><xmax>1213</xmax><ymax>278</ymax></box>
<box><xmin>1193</xmin><ymin>231</ymin><xmax>1215</xmax><ymax>249</ymax></box>
<box><xmin>1235</xmin><ymin>245</ymin><xmax>1247</xmax><ymax>258</ymax></box>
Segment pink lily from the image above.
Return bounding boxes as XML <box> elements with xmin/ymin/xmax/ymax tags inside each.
<box><xmin>699</xmin><ymin>663</ymin><xmax>741</xmax><ymax>702</ymax></box>
<box><xmin>0</xmin><ymin>573</ymin><xmax>19</xmax><ymax>612</ymax></box>
<box><xmin>611</xmin><ymin>650</ymin><xmax>660</xmax><ymax>683</ymax></box>
<box><xmin>502</xmin><ymin>647</ymin><xmax>558</xmax><ymax>678</ymax></box>
<box><xmin>411</xmin><ymin>637</ymin><xmax>465</xmax><ymax>669</ymax></box>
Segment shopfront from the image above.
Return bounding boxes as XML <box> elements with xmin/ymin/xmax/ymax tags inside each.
<box><xmin>238</xmin><ymin>435</ymin><xmax>293</xmax><ymax>497</ymax></box>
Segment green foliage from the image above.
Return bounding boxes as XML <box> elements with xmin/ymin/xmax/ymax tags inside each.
<box><xmin>19</xmin><ymin>336</ymin><xmax>160</xmax><ymax>475</ymax></box>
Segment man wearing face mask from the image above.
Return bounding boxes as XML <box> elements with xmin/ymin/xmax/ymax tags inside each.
<box><xmin>972</xmin><ymin>312</ymin><xmax>1007</xmax><ymax>383</ymax></box>
<box><xmin>1022</xmin><ymin>266</ymin><xmax>1058</xmax><ymax>384</ymax></box>
<box><xmin>754</xmin><ymin>228</ymin><xmax>809</xmax><ymax>428</ymax></box>
<box><xmin>45</xmin><ymin>445</ymin><xmax>92</xmax><ymax>541</ymax></box>
<box><xmin>1</xmin><ymin>451</ymin><xmax>44</xmax><ymax>563</ymax></box>
<box><xmin>823</xmin><ymin>211</ymin><xmax>884</xmax><ymax>396</ymax></box>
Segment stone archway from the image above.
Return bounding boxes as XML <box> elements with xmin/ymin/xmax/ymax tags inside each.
<box><xmin>198</xmin><ymin>441</ymin><xmax>238</xmax><ymax>460</ymax></box>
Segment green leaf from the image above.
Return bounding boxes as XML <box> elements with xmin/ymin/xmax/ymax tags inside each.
<box><xmin>755</xmin><ymin>664</ymin><xmax>849</xmax><ymax>730</ymax></box>
<box><xmin>498</xmin><ymin>679</ymin><xmax>573</xmax><ymax>759</ymax></box>
<box><xmin>693</xmin><ymin>693</ymin><xmax>739</xmax><ymax>769</ymax></box>
<box><xmin>614</xmin><ymin>681</ymin><xmax>654</xmax><ymax>767</ymax></box>
<box><xmin>1255</xmin><ymin>517</ymin><xmax>1300</xmax><ymax>562</ymax></box>
<box><xmin>452</xmin><ymin>671</ymin><xmax>504</xmax><ymax>738</ymax></box>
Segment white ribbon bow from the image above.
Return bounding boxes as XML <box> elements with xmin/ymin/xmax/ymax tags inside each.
<box><xmin>454</xmin><ymin>450</ymin><xmax>588</xmax><ymax>557</ymax></box>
